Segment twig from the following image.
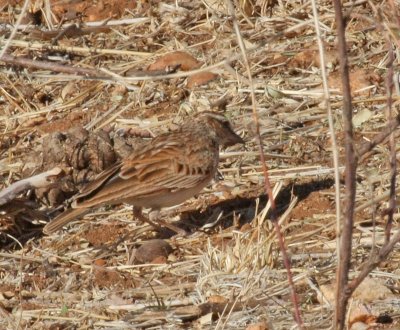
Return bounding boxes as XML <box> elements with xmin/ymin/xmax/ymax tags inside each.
<box><xmin>356</xmin><ymin>113</ymin><xmax>400</xmax><ymax>159</ymax></box>
<box><xmin>0</xmin><ymin>0</ymin><xmax>30</xmax><ymax>59</ymax></box>
<box><xmin>340</xmin><ymin>0</ymin><xmax>400</xmax><ymax>318</ymax></box>
<box><xmin>332</xmin><ymin>0</ymin><xmax>357</xmax><ymax>328</ymax></box>
<box><xmin>383</xmin><ymin>26</ymin><xmax>396</xmax><ymax>244</ymax></box>
<box><xmin>0</xmin><ymin>167</ymin><xmax>64</xmax><ymax>206</ymax></box>
<box><xmin>310</xmin><ymin>0</ymin><xmax>341</xmax><ymax>263</ymax></box>
<box><xmin>2</xmin><ymin>39</ymin><xmax>151</xmax><ymax>57</ymax></box>
<box><xmin>0</xmin><ymin>17</ymin><xmax>150</xmax><ymax>31</ymax></box>
<box><xmin>226</xmin><ymin>0</ymin><xmax>304</xmax><ymax>328</ymax></box>
<box><xmin>346</xmin><ymin>228</ymin><xmax>400</xmax><ymax>294</ymax></box>
<box><xmin>0</xmin><ymin>54</ymin><xmax>107</xmax><ymax>78</ymax></box>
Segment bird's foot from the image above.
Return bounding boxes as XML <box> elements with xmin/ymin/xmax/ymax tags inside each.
<box><xmin>133</xmin><ymin>207</ymin><xmax>188</xmax><ymax>237</ymax></box>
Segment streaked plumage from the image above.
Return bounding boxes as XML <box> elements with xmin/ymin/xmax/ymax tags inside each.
<box><xmin>43</xmin><ymin>112</ymin><xmax>243</xmax><ymax>234</ymax></box>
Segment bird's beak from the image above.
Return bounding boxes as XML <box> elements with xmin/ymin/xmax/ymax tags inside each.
<box><xmin>225</xmin><ymin>130</ymin><xmax>245</xmax><ymax>146</ymax></box>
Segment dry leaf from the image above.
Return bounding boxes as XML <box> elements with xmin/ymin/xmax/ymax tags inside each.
<box><xmin>318</xmin><ymin>283</ymin><xmax>335</xmax><ymax>305</ymax></box>
<box><xmin>290</xmin><ymin>48</ymin><xmax>337</xmax><ymax>69</ymax></box>
<box><xmin>148</xmin><ymin>51</ymin><xmax>202</xmax><ymax>71</ymax></box>
<box><xmin>93</xmin><ymin>259</ymin><xmax>107</xmax><ymax>266</ymax></box>
<box><xmin>208</xmin><ymin>295</ymin><xmax>228</xmax><ymax>304</ymax></box>
<box><xmin>349</xmin><ymin>304</ymin><xmax>377</xmax><ymax>329</ymax></box>
<box><xmin>352</xmin><ymin>109</ymin><xmax>372</xmax><ymax>127</ymax></box>
<box><xmin>353</xmin><ymin>277</ymin><xmax>394</xmax><ymax>301</ymax></box>
<box><xmin>246</xmin><ymin>322</ymin><xmax>269</xmax><ymax>330</ymax></box>
<box><xmin>187</xmin><ymin>72</ymin><xmax>218</xmax><ymax>88</ymax></box>
<box><xmin>199</xmin><ymin>312</ymin><xmax>213</xmax><ymax>325</ymax></box>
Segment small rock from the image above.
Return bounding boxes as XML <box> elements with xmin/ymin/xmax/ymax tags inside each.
<box><xmin>134</xmin><ymin>239</ymin><xmax>173</xmax><ymax>264</ymax></box>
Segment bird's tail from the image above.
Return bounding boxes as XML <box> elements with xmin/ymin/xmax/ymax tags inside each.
<box><xmin>43</xmin><ymin>208</ymin><xmax>89</xmax><ymax>235</ymax></box>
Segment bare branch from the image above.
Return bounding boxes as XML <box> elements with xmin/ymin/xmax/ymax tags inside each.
<box><xmin>332</xmin><ymin>0</ymin><xmax>357</xmax><ymax>328</ymax></box>
<box><xmin>226</xmin><ymin>0</ymin><xmax>304</xmax><ymax>328</ymax></box>
<box><xmin>0</xmin><ymin>168</ymin><xmax>64</xmax><ymax>207</ymax></box>
<box><xmin>346</xmin><ymin>228</ymin><xmax>400</xmax><ymax>295</ymax></box>
<box><xmin>0</xmin><ymin>54</ymin><xmax>106</xmax><ymax>78</ymax></box>
<box><xmin>356</xmin><ymin>114</ymin><xmax>400</xmax><ymax>160</ymax></box>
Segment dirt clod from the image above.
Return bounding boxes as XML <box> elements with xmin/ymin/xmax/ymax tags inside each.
<box><xmin>134</xmin><ymin>239</ymin><xmax>173</xmax><ymax>264</ymax></box>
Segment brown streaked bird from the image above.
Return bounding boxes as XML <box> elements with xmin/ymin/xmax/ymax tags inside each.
<box><xmin>42</xmin><ymin>111</ymin><xmax>244</xmax><ymax>235</ymax></box>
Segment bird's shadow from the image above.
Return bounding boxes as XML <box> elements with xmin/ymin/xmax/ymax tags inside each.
<box><xmin>161</xmin><ymin>177</ymin><xmax>335</xmax><ymax>238</ymax></box>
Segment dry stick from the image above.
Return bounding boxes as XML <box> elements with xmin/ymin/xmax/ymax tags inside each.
<box><xmin>0</xmin><ymin>17</ymin><xmax>150</xmax><ymax>32</ymax></box>
<box><xmin>0</xmin><ymin>51</ymin><xmax>230</xmax><ymax>84</ymax></box>
<box><xmin>332</xmin><ymin>4</ymin><xmax>400</xmax><ymax>329</ymax></box>
<box><xmin>0</xmin><ymin>21</ymin><xmax>307</xmax><ymax>85</ymax></box>
<box><xmin>332</xmin><ymin>1</ymin><xmax>357</xmax><ymax>329</ymax></box>
<box><xmin>366</xmin><ymin>0</ymin><xmax>398</xmax><ymax>244</ymax></box>
<box><xmin>0</xmin><ymin>54</ymin><xmax>107</xmax><ymax>78</ymax></box>
<box><xmin>310</xmin><ymin>0</ymin><xmax>342</xmax><ymax>264</ymax></box>
<box><xmin>343</xmin><ymin>2</ymin><xmax>400</xmax><ymax>312</ymax></box>
<box><xmin>0</xmin><ymin>0</ymin><xmax>30</xmax><ymax>60</ymax></box>
<box><xmin>0</xmin><ymin>30</ymin><xmax>281</xmax><ymax>84</ymax></box>
<box><xmin>384</xmin><ymin>44</ymin><xmax>396</xmax><ymax>244</ymax></box>
<box><xmin>356</xmin><ymin>113</ymin><xmax>400</xmax><ymax>159</ymax></box>
<box><xmin>4</xmin><ymin>39</ymin><xmax>150</xmax><ymax>57</ymax></box>
<box><xmin>1</xmin><ymin>7</ymin><xmax>30</xmax><ymax>330</ymax></box>
<box><xmin>0</xmin><ymin>167</ymin><xmax>64</xmax><ymax>206</ymax></box>
<box><xmin>347</xmin><ymin>227</ymin><xmax>400</xmax><ymax>294</ymax></box>
<box><xmin>226</xmin><ymin>1</ymin><xmax>304</xmax><ymax>328</ymax></box>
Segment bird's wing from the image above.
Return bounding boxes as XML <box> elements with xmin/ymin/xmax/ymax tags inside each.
<box><xmin>43</xmin><ymin>207</ymin><xmax>90</xmax><ymax>234</ymax></box>
<box><xmin>71</xmin><ymin>162</ymin><xmax>122</xmax><ymax>206</ymax></box>
<box><xmin>73</xmin><ymin>137</ymin><xmax>215</xmax><ymax>208</ymax></box>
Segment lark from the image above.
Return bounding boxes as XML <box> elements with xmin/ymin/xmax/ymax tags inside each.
<box><xmin>43</xmin><ymin>112</ymin><xmax>244</xmax><ymax>235</ymax></box>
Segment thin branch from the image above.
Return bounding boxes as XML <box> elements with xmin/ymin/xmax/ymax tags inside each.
<box><xmin>0</xmin><ymin>167</ymin><xmax>64</xmax><ymax>206</ymax></box>
<box><xmin>310</xmin><ymin>0</ymin><xmax>341</xmax><ymax>264</ymax></box>
<box><xmin>332</xmin><ymin>0</ymin><xmax>357</xmax><ymax>328</ymax></box>
<box><xmin>1</xmin><ymin>39</ymin><xmax>150</xmax><ymax>57</ymax></box>
<box><xmin>383</xmin><ymin>28</ymin><xmax>396</xmax><ymax>245</ymax></box>
<box><xmin>356</xmin><ymin>113</ymin><xmax>400</xmax><ymax>160</ymax></box>
<box><xmin>346</xmin><ymin>228</ymin><xmax>400</xmax><ymax>295</ymax></box>
<box><xmin>227</xmin><ymin>0</ymin><xmax>304</xmax><ymax>328</ymax></box>
<box><xmin>0</xmin><ymin>0</ymin><xmax>30</xmax><ymax>59</ymax></box>
<box><xmin>0</xmin><ymin>17</ymin><xmax>150</xmax><ymax>32</ymax></box>
<box><xmin>0</xmin><ymin>54</ymin><xmax>107</xmax><ymax>78</ymax></box>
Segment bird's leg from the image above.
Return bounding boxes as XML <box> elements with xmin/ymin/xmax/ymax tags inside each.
<box><xmin>149</xmin><ymin>210</ymin><xmax>188</xmax><ymax>236</ymax></box>
<box><xmin>132</xmin><ymin>206</ymin><xmax>164</xmax><ymax>231</ymax></box>
<box><xmin>133</xmin><ymin>207</ymin><xmax>188</xmax><ymax>236</ymax></box>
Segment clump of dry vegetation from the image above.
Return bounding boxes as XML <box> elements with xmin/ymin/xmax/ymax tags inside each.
<box><xmin>1</xmin><ymin>0</ymin><xmax>400</xmax><ymax>329</ymax></box>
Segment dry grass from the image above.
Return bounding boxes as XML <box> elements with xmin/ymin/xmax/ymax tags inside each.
<box><xmin>1</xmin><ymin>0</ymin><xmax>400</xmax><ymax>329</ymax></box>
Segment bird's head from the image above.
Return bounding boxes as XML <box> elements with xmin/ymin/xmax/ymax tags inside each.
<box><xmin>196</xmin><ymin>111</ymin><xmax>244</xmax><ymax>147</ymax></box>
